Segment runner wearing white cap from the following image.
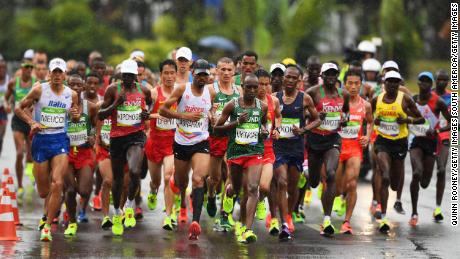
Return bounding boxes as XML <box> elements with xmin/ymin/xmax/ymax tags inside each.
<box><xmin>175</xmin><ymin>47</ymin><xmax>193</xmax><ymax>85</ymax></box>
<box><xmin>269</xmin><ymin>63</ymin><xmax>285</xmax><ymax>93</ymax></box>
<box><xmin>14</xmin><ymin>58</ymin><xmax>80</xmax><ymax>241</ymax></box>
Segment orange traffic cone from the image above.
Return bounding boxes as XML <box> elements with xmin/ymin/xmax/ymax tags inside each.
<box><xmin>0</xmin><ymin>189</ymin><xmax>19</xmax><ymax>240</ymax></box>
<box><xmin>3</xmin><ymin>176</ymin><xmax>21</xmax><ymax>225</ymax></box>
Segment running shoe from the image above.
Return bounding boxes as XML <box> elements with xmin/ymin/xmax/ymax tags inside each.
<box><xmin>188</xmin><ymin>221</ymin><xmax>201</xmax><ymax>240</ymax></box>
<box><xmin>304</xmin><ymin>189</ymin><xmax>313</xmax><ymax>206</ymax></box>
<box><xmin>77</xmin><ymin>210</ymin><xmax>89</xmax><ymax>223</ymax></box>
<box><xmin>433</xmin><ymin>207</ymin><xmax>444</xmax><ymax>222</ymax></box>
<box><xmin>379</xmin><ymin>218</ymin><xmax>390</xmax><ymax>234</ymax></box>
<box><xmin>135</xmin><ymin>207</ymin><xmax>143</xmax><ymax>220</ymax></box>
<box><xmin>235</xmin><ymin>223</ymin><xmax>245</xmax><ymax>243</ymax></box>
<box><xmin>101</xmin><ymin>216</ymin><xmax>113</xmax><ymax>230</ymax></box>
<box><xmin>179</xmin><ymin>207</ymin><xmax>187</xmax><ymax>223</ymax></box>
<box><xmin>112</xmin><ymin>215</ymin><xmax>124</xmax><ymax>236</ymax></box>
<box><xmin>333</xmin><ymin>196</ymin><xmax>342</xmax><ymax>215</ymax></box>
<box><xmin>171</xmin><ymin>210</ymin><xmax>178</xmax><ymax>226</ymax></box>
<box><xmin>52</xmin><ymin>217</ymin><xmax>59</xmax><ymax>225</ymax></box>
<box><xmin>228</xmin><ymin>213</ymin><xmax>235</xmax><ymax>226</ymax></box>
<box><xmin>40</xmin><ymin>224</ymin><xmax>52</xmax><ymax>241</ymax></box>
<box><xmin>269</xmin><ymin>218</ymin><xmax>280</xmax><ymax>235</ymax></box>
<box><xmin>265</xmin><ymin>213</ymin><xmax>272</xmax><ymax>228</ymax></box>
<box><xmin>374</xmin><ymin>204</ymin><xmax>382</xmax><ymax>219</ymax></box>
<box><xmin>169</xmin><ymin>176</ymin><xmax>180</xmax><ymax>194</ymax></box>
<box><xmin>242</xmin><ymin>229</ymin><xmax>257</xmax><ymax>243</ymax></box>
<box><xmin>299</xmin><ymin>208</ymin><xmax>306</xmax><ymax>220</ymax></box>
<box><xmin>223</xmin><ymin>194</ymin><xmax>234</xmax><ymax>214</ymax></box>
<box><xmin>17</xmin><ymin>187</ymin><xmax>24</xmax><ymax>205</ymax></box>
<box><xmin>38</xmin><ymin>215</ymin><xmax>47</xmax><ymax>231</ymax></box>
<box><xmin>147</xmin><ymin>193</ymin><xmax>157</xmax><ymax>211</ymax></box>
<box><xmin>393</xmin><ymin>201</ymin><xmax>405</xmax><ymax>214</ymax></box>
<box><xmin>174</xmin><ymin>194</ymin><xmax>181</xmax><ymax>212</ymax></box>
<box><xmin>340</xmin><ymin>221</ymin><xmax>353</xmax><ymax>234</ymax></box>
<box><xmin>26</xmin><ymin>162</ymin><xmax>34</xmax><ymax>183</ymax></box>
<box><xmin>62</xmin><ymin>210</ymin><xmax>69</xmax><ymax>227</ymax></box>
<box><xmin>92</xmin><ymin>193</ymin><xmax>102</xmax><ymax>211</ymax></box>
<box><xmin>206</xmin><ymin>196</ymin><xmax>217</xmax><ymax>218</ymax></box>
<box><xmin>409</xmin><ymin>214</ymin><xmax>418</xmax><ymax>227</ymax></box>
<box><xmin>292</xmin><ymin>212</ymin><xmax>305</xmax><ymax>224</ymax></box>
<box><xmin>317</xmin><ymin>182</ymin><xmax>323</xmax><ymax>200</ymax></box>
<box><xmin>163</xmin><ymin>216</ymin><xmax>174</xmax><ymax>231</ymax></box>
<box><xmin>124</xmin><ymin>208</ymin><xmax>136</xmax><ymax>228</ymax></box>
<box><xmin>219</xmin><ymin>214</ymin><xmax>232</xmax><ymax>231</ymax></box>
<box><xmin>64</xmin><ymin>222</ymin><xmax>78</xmax><ymax>236</ymax></box>
<box><xmin>320</xmin><ymin>218</ymin><xmax>335</xmax><ymax>236</ymax></box>
<box><xmin>297</xmin><ymin>174</ymin><xmax>307</xmax><ymax>189</ymax></box>
<box><xmin>256</xmin><ymin>201</ymin><xmax>266</xmax><ymax>220</ymax></box>
<box><xmin>286</xmin><ymin>214</ymin><xmax>295</xmax><ymax>232</ymax></box>
<box><xmin>279</xmin><ymin>224</ymin><xmax>291</xmax><ymax>241</ymax></box>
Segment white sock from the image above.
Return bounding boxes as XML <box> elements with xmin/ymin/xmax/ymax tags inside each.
<box><xmin>381</xmin><ymin>213</ymin><xmax>386</xmax><ymax>220</ymax></box>
<box><xmin>436</xmin><ymin>204</ymin><xmax>441</xmax><ymax>208</ymax></box>
<box><xmin>114</xmin><ymin>208</ymin><xmax>121</xmax><ymax>215</ymax></box>
<box><xmin>324</xmin><ymin>215</ymin><xmax>331</xmax><ymax>221</ymax></box>
<box><xmin>127</xmin><ymin>199</ymin><xmax>135</xmax><ymax>208</ymax></box>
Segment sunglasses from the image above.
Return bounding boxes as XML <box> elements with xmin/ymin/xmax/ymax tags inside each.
<box><xmin>21</xmin><ymin>64</ymin><xmax>34</xmax><ymax>69</ymax></box>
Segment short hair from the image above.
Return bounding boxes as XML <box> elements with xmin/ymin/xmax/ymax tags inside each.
<box><xmin>436</xmin><ymin>69</ymin><xmax>448</xmax><ymax>78</ymax></box>
<box><xmin>306</xmin><ymin>55</ymin><xmax>321</xmax><ymax>67</ymax></box>
<box><xmin>68</xmin><ymin>73</ymin><xmax>83</xmax><ymax>81</ymax></box>
<box><xmin>255</xmin><ymin>69</ymin><xmax>270</xmax><ymax>79</ymax></box>
<box><xmin>86</xmin><ymin>72</ymin><xmax>103</xmax><ymax>83</ymax></box>
<box><xmin>343</xmin><ymin>70</ymin><xmax>363</xmax><ymax>82</ymax></box>
<box><xmin>91</xmin><ymin>57</ymin><xmax>105</xmax><ymax>67</ymax></box>
<box><xmin>349</xmin><ymin>60</ymin><xmax>362</xmax><ymax>67</ymax></box>
<box><xmin>217</xmin><ymin>57</ymin><xmax>234</xmax><ymax>66</ymax></box>
<box><xmin>159</xmin><ymin>59</ymin><xmax>177</xmax><ymax>73</ymax></box>
<box><xmin>285</xmin><ymin>64</ymin><xmax>301</xmax><ymax>76</ymax></box>
<box><xmin>243</xmin><ymin>73</ymin><xmax>258</xmax><ymax>85</ymax></box>
<box><xmin>241</xmin><ymin>50</ymin><xmax>258</xmax><ymax>61</ymax></box>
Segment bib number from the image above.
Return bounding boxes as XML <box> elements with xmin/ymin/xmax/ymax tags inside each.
<box><xmin>40</xmin><ymin>107</ymin><xmax>66</xmax><ymax>128</ymax></box>
<box><xmin>235</xmin><ymin>123</ymin><xmax>259</xmax><ymax>145</ymax></box>
<box><xmin>339</xmin><ymin>121</ymin><xmax>360</xmax><ymax>139</ymax></box>
<box><xmin>156</xmin><ymin>117</ymin><xmax>176</xmax><ymax>130</ymax></box>
<box><xmin>279</xmin><ymin>118</ymin><xmax>300</xmax><ymax>139</ymax></box>
<box><xmin>117</xmin><ymin>105</ymin><xmax>141</xmax><ymax>126</ymax></box>
<box><xmin>101</xmin><ymin>120</ymin><xmax>111</xmax><ymax>146</ymax></box>
<box><xmin>409</xmin><ymin>121</ymin><xmax>430</xmax><ymax>137</ymax></box>
<box><xmin>319</xmin><ymin>112</ymin><xmax>341</xmax><ymax>131</ymax></box>
<box><xmin>378</xmin><ymin>117</ymin><xmax>400</xmax><ymax>136</ymax></box>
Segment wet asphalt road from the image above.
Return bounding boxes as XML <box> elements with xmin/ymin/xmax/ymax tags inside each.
<box><xmin>0</xmin><ymin>115</ymin><xmax>459</xmax><ymax>258</ymax></box>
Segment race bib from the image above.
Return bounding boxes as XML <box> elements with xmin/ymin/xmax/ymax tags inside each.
<box><xmin>279</xmin><ymin>118</ymin><xmax>300</xmax><ymax>139</ymax></box>
<box><xmin>339</xmin><ymin>121</ymin><xmax>360</xmax><ymax>139</ymax></box>
<box><xmin>68</xmin><ymin>120</ymin><xmax>87</xmax><ymax>146</ymax></box>
<box><xmin>101</xmin><ymin>119</ymin><xmax>111</xmax><ymax>146</ymax></box>
<box><xmin>319</xmin><ymin>112</ymin><xmax>341</xmax><ymax>131</ymax></box>
<box><xmin>178</xmin><ymin>117</ymin><xmax>205</xmax><ymax>134</ymax></box>
<box><xmin>40</xmin><ymin>107</ymin><xmax>66</xmax><ymax>128</ymax></box>
<box><xmin>409</xmin><ymin>121</ymin><xmax>430</xmax><ymax>137</ymax></box>
<box><xmin>156</xmin><ymin>117</ymin><xmax>176</xmax><ymax>130</ymax></box>
<box><xmin>235</xmin><ymin>123</ymin><xmax>259</xmax><ymax>145</ymax></box>
<box><xmin>117</xmin><ymin>105</ymin><xmax>141</xmax><ymax>126</ymax></box>
<box><xmin>378</xmin><ymin>117</ymin><xmax>400</xmax><ymax>136</ymax></box>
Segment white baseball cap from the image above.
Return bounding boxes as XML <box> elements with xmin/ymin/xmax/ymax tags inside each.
<box><xmin>176</xmin><ymin>47</ymin><xmax>192</xmax><ymax>61</ymax></box>
<box><xmin>49</xmin><ymin>58</ymin><xmax>67</xmax><ymax>72</ymax></box>
<box><xmin>130</xmin><ymin>50</ymin><xmax>145</xmax><ymax>59</ymax></box>
<box><xmin>321</xmin><ymin>63</ymin><xmax>339</xmax><ymax>74</ymax></box>
<box><xmin>270</xmin><ymin>63</ymin><xmax>286</xmax><ymax>74</ymax></box>
<box><xmin>24</xmin><ymin>49</ymin><xmax>34</xmax><ymax>60</ymax></box>
<box><xmin>120</xmin><ymin>59</ymin><xmax>138</xmax><ymax>74</ymax></box>
<box><xmin>381</xmin><ymin>60</ymin><xmax>399</xmax><ymax>71</ymax></box>
<box><xmin>384</xmin><ymin>71</ymin><xmax>402</xmax><ymax>81</ymax></box>
<box><xmin>357</xmin><ymin>40</ymin><xmax>376</xmax><ymax>54</ymax></box>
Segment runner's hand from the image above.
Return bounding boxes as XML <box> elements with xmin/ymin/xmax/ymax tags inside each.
<box><xmin>4</xmin><ymin>103</ymin><xmax>11</xmax><ymax>113</ymax></box>
<box><xmin>140</xmin><ymin>109</ymin><xmax>150</xmax><ymax>120</ymax></box>
<box><xmin>425</xmin><ymin>128</ymin><xmax>435</xmax><ymax>137</ymax></box>
<box><xmin>272</xmin><ymin>128</ymin><xmax>280</xmax><ymax>140</ymax></box>
<box><xmin>292</xmin><ymin>125</ymin><xmax>303</xmax><ymax>136</ymax></box>
<box><xmin>319</xmin><ymin>112</ymin><xmax>326</xmax><ymax>121</ymax></box>
<box><xmin>115</xmin><ymin>91</ymin><xmax>126</xmax><ymax>106</ymax></box>
<box><xmin>374</xmin><ymin>117</ymin><xmax>381</xmax><ymax>126</ymax></box>
<box><xmin>70</xmin><ymin>107</ymin><xmax>80</xmax><ymax>121</ymax></box>
<box><xmin>396</xmin><ymin>116</ymin><xmax>407</xmax><ymax>124</ymax></box>
<box><xmin>182</xmin><ymin>112</ymin><xmax>202</xmax><ymax>122</ymax></box>
<box><xmin>260</xmin><ymin>125</ymin><xmax>269</xmax><ymax>139</ymax></box>
<box><xmin>237</xmin><ymin>112</ymin><xmax>249</xmax><ymax>124</ymax></box>
<box><xmin>30</xmin><ymin>122</ymin><xmax>42</xmax><ymax>134</ymax></box>
<box><xmin>359</xmin><ymin>136</ymin><xmax>369</xmax><ymax>147</ymax></box>
<box><xmin>340</xmin><ymin>113</ymin><xmax>350</xmax><ymax>127</ymax></box>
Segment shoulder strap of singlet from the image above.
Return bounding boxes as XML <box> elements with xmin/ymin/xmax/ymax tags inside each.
<box><xmin>255</xmin><ymin>98</ymin><xmax>261</xmax><ymax>109</ymax></box>
<box><xmin>32</xmin><ymin>76</ymin><xmax>36</xmax><ymax>85</ymax></box>
<box><xmin>135</xmin><ymin>82</ymin><xmax>142</xmax><ymax>93</ymax></box>
<box><xmin>83</xmin><ymin>99</ymin><xmax>88</xmax><ymax>115</ymax></box>
<box><xmin>213</xmin><ymin>81</ymin><xmax>219</xmax><ymax>93</ymax></box>
<box><xmin>319</xmin><ymin>85</ymin><xmax>325</xmax><ymax>98</ymax></box>
<box><xmin>396</xmin><ymin>91</ymin><xmax>404</xmax><ymax>105</ymax></box>
<box><xmin>15</xmin><ymin>77</ymin><xmax>20</xmax><ymax>89</ymax></box>
<box><xmin>232</xmin><ymin>84</ymin><xmax>238</xmax><ymax>94</ymax></box>
<box><xmin>428</xmin><ymin>92</ymin><xmax>439</xmax><ymax>113</ymax></box>
<box><xmin>377</xmin><ymin>91</ymin><xmax>384</xmax><ymax>104</ymax></box>
<box><xmin>337</xmin><ymin>87</ymin><xmax>342</xmax><ymax>97</ymax></box>
<box><xmin>234</xmin><ymin>97</ymin><xmax>240</xmax><ymax>108</ymax></box>
<box><xmin>276</xmin><ymin>91</ymin><xmax>283</xmax><ymax>105</ymax></box>
<box><xmin>117</xmin><ymin>82</ymin><xmax>121</xmax><ymax>93</ymax></box>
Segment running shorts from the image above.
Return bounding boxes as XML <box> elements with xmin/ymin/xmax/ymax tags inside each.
<box><xmin>11</xmin><ymin>114</ymin><xmax>30</xmax><ymax>136</ymax></box>
<box><xmin>373</xmin><ymin>135</ymin><xmax>408</xmax><ymax>160</ymax></box>
<box><xmin>96</xmin><ymin>144</ymin><xmax>110</xmax><ymax>162</ymax></box>
<box><xmin>109</xmin><ymin>130</ymin><xmax>146</xmax><ymax>162</ymax></box>
<box><xmin>306</xmin><ymin>132</ymin><xmax>341</xmax><ymax>153</ymax></box>
<box><xmin>32</xmin><ymin>133</ymin><xmax>69</xmax><ymax>163</ymax></box>
<box><xmin>228</xmin><ymin>155</ymin><xmax>263</xmax><ymax>169</ymax></box>
<box><xmin>410</xmin><ymin>137</ymin><xmax>437</xmax><ymax>157</ymax></box>
<box><xmin>274</xmin><ymin>153</ymin><xmax>304</xmax><ymax>172</ymax></box>
<box><xmin>209</xmin><ymin>135</ymin><xmax>229</xmax><ymax>157</ymax></box>
<box><xmin>145</xmin><ymin>135</ymin><xmax>174</xmax><ymax>163</ymax></box>
<box><xmin>68</xmin><ymin>146</ymin><xmax>96</xmax><ymax>170</ymax></box>
<box><xmin>173</xmin><ymin>140</ymin><xmax>209</xmax><ymax>161</ymax></box>
<box><xmin>263</xmin><ymin>143</ymin><xmax>275</xmax><ymax>165</ymax></box>
<box><xmin>340</xmin><ymin>139</ymin><xmax>363</xmax><ymax>162</ymax></box>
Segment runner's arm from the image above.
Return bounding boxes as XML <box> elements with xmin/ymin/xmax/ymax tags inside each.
<box><xmin>14</xmin><ymin>84</ymin><xmax>41</xmax><ymax>126</ymax></box>
<box><xmin>70</xmin><ymin>90</ymin><xmax>81</xmax><ymax>122</ymax></box>
<box><xmin>97</xmin><ymin>84</ymin><xmax>118</xmax><ymax>120</ymax></box>
<box><xmin>3</xmin><ymin>79</ymin><xmax>15</xmax><ymax>112</ymax></box>
<box><xmin>273</xmin><ymin>96</ymin><xmax>282</xmax><ymax>129</ymax></box>
<box><xmin>437</xmin><ymin>98</ymin><xmax>451</xmax><ymax>132</ymax></box>
<box><xmin>148</xmin><ymin>87</ymin><xmax>160</xmax><ymax>119</ymax></box>
<box><xmin>360</xmin><ymin>101</ymin><xmax>374</xmax><ymax>146</ymax></box>
<box><xmin>402</xmin><ymin>94</ymin><xmax>425</xmax><ymax>124</ymax></box>
<box><xmin>303</xmin><ymin>93</ymin><xmax>321</xmax><ymax>132</ymax></box>
<box><xmin>159</xmin><ymin>84</ymin><xmax>197</xmax><ymax>120</ymax></box>
<box><xmin>213</xmin><ymin>100</ymin><xmax>237</xmax><ymax>133</ymax></box>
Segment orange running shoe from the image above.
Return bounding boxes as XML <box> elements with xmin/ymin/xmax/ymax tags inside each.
<box><xmin>189</xmin><ymin>221</ymin><xmax>201</xmax><ymax>240</ymax></box>
<box><xmin>179</xmin><ymin>207</ymin><xmax>188</xmax><ymax>223</ymax></box>
<box><xmin>92</xmin><ymin>193</ymin><xmax>102</xmax><ymax>211</ymax></box>
<box><xmin>265</xmin><ymin>213</ymin><xmax>272</xmax><ymax>228</ymax></box>
<box><xmin>409</xmin><ymin>214</ymin><xmax>418</xmax><ymax>227</ymax></box>
<box><xmin>340</xmin><ymin>221</ymin><xmax>353</xmax><ymax>234</ymax></box>
<box><xmin>286</xmin><ymin>214</ymin><xmax>295</xmax><ymax>233</ymax></box>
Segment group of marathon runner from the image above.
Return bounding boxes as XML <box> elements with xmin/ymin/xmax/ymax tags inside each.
<box><xmin>0</xmin><ymin>42</ymin><xmax>451</xmax><ymax>243</ymax></box>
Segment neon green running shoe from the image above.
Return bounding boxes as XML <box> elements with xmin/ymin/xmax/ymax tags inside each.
<box><xmin>112</xmin><ymin>215</ymin><xmax>124</xmax><ymax>236</ymax></box>
<box><xmin>101</xmin><ymin>216</ymin><xmax>113</xmax><ymax>230</ymax></box>
<box><xmin>174</xmin><ymin>194</ymin><xmax>181</xmax><ymax>212</ymax></box>
<box><xmin>147</xmin><ymin>193</ymin><xmax>157</xmax><ymax>211</ymax></box>
<box><xmin>163</xmin><ymin>216</ymin><xmax>174</xmax><ymax>231</ymax></box>
<box><xmin>64</xmin><ymin>222</ymin><xmax>78</xmax><ymax>236</ymax></box>
<box><xmin>338</xmin><ymin>198</ymin><xmax>346</xmax><ymax>217</ymax></box>
<box><xmin>223</xmin><ymin>194</ymin><xmax>234</xmax><ymax>214</ymax></box>
<box><xmin>26</xmin><ymin>162</ymin><xmax>34</xmax><ymax>182</ymax></box>
<box><xmin>228</xmin><ymin>213</ymin><xmax>235</xmax><ymax>226</ymax></box>
<box><xmin>256</xmin><ymin>201</ymin><xmax>266</xmax><ymax>220</ymax></box>
<box><xmin>242</xmin><ymin>229</ymin><xmax>257</xmax><ymax>243</ymax></box>
<box><xmin>379</xmin><ymin>218</ymin><xmax>390</xmax><ymax>234</ymax></box>
<box><xmin>317</xmin><ymin>183</ymin><xmax>323</xmax><ymax>200</ymax></box>
<box><xmin>333</xmin><ymin>196</ymin><xmax>342</xmax><ymax>214</ymax></box>
<box><xmin>297</xmin><ymin>174</ymin><xmax>307</xmax><ymax>188</ymax></box>
<box><xmin>17</xmin><ymin>187</ymin><xmax>24</xmax><ymax>206</ymax></box>
<box><xmin>292</xmin><ymin>212</ymin><xmax>305</xmax><ymax>223</ymax></box>
<box><xmin>124</xmin><ymin>208</ymin><xmax>136</xmax><ymax>228</ymax></box>
<box><xmin>433</xmin><ymin>207</ymin><xmax>444</xmax><ymax>222</ymax></box>
<box><xmin>269</xmin><ymin>218</ymin><xmax>280</xmax><ymax>235</ymax></box>
<box><xmin>234</xmin><ymin>221</ymin><xmax>243</xmax><ymax>237</ymax></box>
<box><xmin>40</xmin><ymin>224</ymin><xmax>52</xmax><ymax>241</ymax></box>
<box><xmin>320</xmin><ymin>218</ymin><xmax>335</xmax><ymax>236</ymax></box>
<box><xmin>38</xmin><ymin>216</ymin><xmax>46</xmax><ymax>231</ymax></box>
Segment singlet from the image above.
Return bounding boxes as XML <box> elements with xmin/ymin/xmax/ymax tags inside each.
<box><xmin>15</xmin><ymin>76</ymin><xmax>36</xmax><ymax>107</ymax></box>
<box><xmin>438</xmin><ymin>90</ymin><xmax>451</xmax><ymax>141</ymax></box>
<box><xmin>375</xmin><ymin>91</ymin><xmax>408</xmax><ymax>140</ymax></box>
<box><xmin>339</xmin><ymin>96</ymin><xmax>366</xmax><ymax>140</ymax></box>
<box><xmin>100</xmin><ymin>118</ymin><xmax>111</xmax><ymax>147</ymax></box>
<box><xmin>408</xmin><ymin>93</ymin><xmax>439</xmax><ymax>139</ymax></box>
<box><xmin>34</xmin><ymin>82</ymin><xmax>72</xmax><ymax>135</ymax></box>
<box><xmin>227</xmin><ymin>98</ymin><xmax>264</xmax><ymax>159</ymax></box>
<box><xmin>175</xmin><ymin>83</ymin><xmax>212</xmax><ymax>145</ymax></box>
<box><xmin>312</xmin><ymin>85</ymin><xmax>344</xmax><ymax>135</ymax></box>
<box><xmin>150</xmin><ymin>86</ymin><xmax>176</xmax><ymax>138</ymax></box>
<box><xmin>67</xmin><ymin>100</ymin><xmax>91</xmax><ymax>147</ymax></box>
<box><xmin>0</xmin><ymin>74</ymin><xmax>9</xmax><ymax>108</ymax></box>
<box><xmin>273</xmin><ymin>91</ymin><xmax>305</xmax><ymax>155</ymax></box>
<box><xmin>211</xmin><ymin>82</ymin><xmax>240</xmax><ymax>137</ymax></box>
<box><xmin>110</xmin><ymin>83</ymin><xmax>146</xmax><ymax>138</ymax></box>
